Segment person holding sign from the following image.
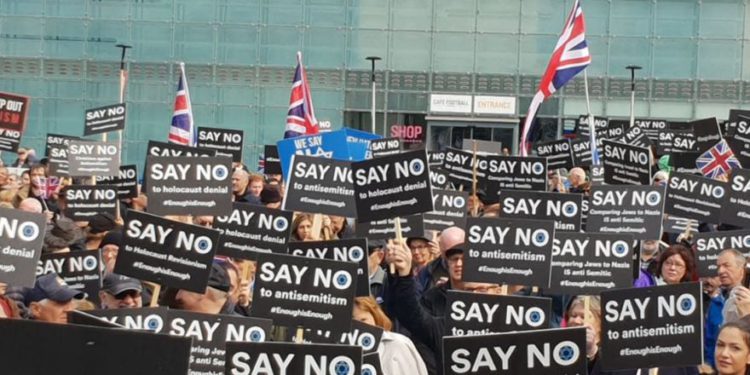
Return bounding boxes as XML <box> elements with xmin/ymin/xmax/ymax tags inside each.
<box><xmin>23</xmin><ymin>273</ymin><xmax>85</xmax><ymax>324</ymax></box>
<box><xmin>634</xmin><ymin>245</ymin><xmax>697</xmax><ymax>288</ymax></box>
<box><xmin>291</xmin><ymin>213</ymin><xmax>314</xmax><ymax>241</ymax></box>
<box><xmin>707</xmin><ymin>250</ymin><xmax>750</xmax><ymax>368</ymax></box>
<box><xmin>352</xmin><ymin>296</ymin><xmax>428</xmax><ymax>375</ymax></box>
<box><xmin>715</xmin><ymin>319</ymin><xmax>750</xmax><ymax>375</ymax></box>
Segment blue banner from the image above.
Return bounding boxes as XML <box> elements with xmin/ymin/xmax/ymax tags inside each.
<box><xmin>276</xmin><ymin>130</ymin><xmax>351</xmax><ymax>179</ymax></box>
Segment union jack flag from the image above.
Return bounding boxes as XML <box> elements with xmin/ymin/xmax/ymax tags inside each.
<box><xmin>520</xmin><ymin>0</ymin><xmax>591</xmax><ymax>156</ymax></box>
<box><xmin>168</xmin><ymin>62</ymin><xmax>196</xmax><ymax>146</ymax></box>
<box><xmin>697</xmin><ymin>139</ymin><xmax>742</xmax><ymax>180</ymax></box>
<box><xmin>284</xmin><ymin>52</ymin><xmax>319</xmax><ymax>139</ymax></box>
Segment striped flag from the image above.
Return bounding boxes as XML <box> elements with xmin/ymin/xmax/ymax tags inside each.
<box><xmin>284</xmin><ymin>52</ymin><xmax>319</xmax><ymax>139</ymax></box>
<box><xmin>696</xmin><ymin>139</ymin><xmax>741</xmax><ymax>180</ymax></box>
<box><xmin>168</xmin><ymin>62</ymin><xmax>196</xmax><ymax>146</ymax></box>
<box><xmin>520</xmin><ymin>0</ymin><xmax>591</xmax><ymax>156</ymax></box>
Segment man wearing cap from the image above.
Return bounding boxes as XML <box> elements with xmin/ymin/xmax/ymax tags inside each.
<box><xmin>99</xmin><ymin>273</ymin><xmax>143</xmax><ymax>309</ymax></box>
<box><xmin>25</xmin><ymin>273</ymin><xmax>85</xmax><ymax>324</ymax></box>
<box><xmin>43</xmin><ymin>217</ymin><xmax>85</xmax><ymax>254</ymax></box>
<box><xmin>100</xmin><ymin>229</ymin><xmax>122</xmax><ymax>274</ymax></box>
<box><xmin>85</xmin><ymin>212</ymin><xmax>118</xmax><ymax>250</ymax></box>
<box><xmin>415</xmin><ymin>226</ymin><xmax>465</xmax><ymax>296</ymax></box>
<box><xmin>174</xmin><ymin>262</ymin><xmax>237</xmax><ymax>315</ymax></box>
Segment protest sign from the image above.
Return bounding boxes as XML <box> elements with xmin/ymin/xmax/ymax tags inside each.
<box><xmin>116</xmin><ymin>211</ymin><xmax>220</xmax><ymax>292</ymax></box>
<box><xmin>214</xmin><ymin>203</ymin><xmax>293</xmax><ymax>259</ymax></box>
<box><xmin>166</xmin><ymin>310</ymin><xmax>272</xmax><ymax>375</ymax></box>
<box><xmin>616</xmin><ymin>126</ymin><xmax>652</xmax><ymax>148</ymax></box>
<box><xmin>721</xmin><ymin>169</ymin><xmax>750</xmax><ymax>228</ymax></box>
<box><xmin>600</xmin><ymin>282</ymin><xmax>703</xmax><ymax>370</ymax></box>
<box><xmin>587</xmin><ymin>185</ymin><xmax>665</xmax><ymax>240</ymax></box>
<box><xmin>352</xmin><ymin>149</ymin><xmax>433</xmax><ymax>222</ymax></box>
<box><xmin>363</xmin><ymin>353</ymin><xmax>382</xmax><ymax>375</ymax></box>
<box><xmin>277</xmin><ymin>130</ymin><xmax>352</xmax><ymax>179</ymax></box>
<box><xmin>424</xmin><ymin>189</ymin><xmax>468</xmax><ymax>232</ymax></box>
<box><xmin>462</xmin><ymin>139</ymin><xmax>503</xmax><ymax>155</ymax></box>
<box><xmin>464</xmin><ymin>217</ymin><xmax>555</xmax><ymax>287</ymax></box>
<box><xmin>443</xmin><ymin>148</ymin><xmax>547</xmax><ymax>194</ymax></box>
<box><xmin>670</xmin><ymin>131</ymin><xmax>697</xmax><ymax>153</ymax></box>
<box><xmin>46</xmin><ymin>134</ymin><xmax>81</xmax><ymax>176</ymax></box>
<box><xmin>590</xmin><ymin>165</ymin><xmax>605</xmax><ymax>186</ymax></box>
<box><xmin>535</xmin><ymin>139</ymin><xmax>574</xmax><ymax>170</ymax></box>
<box><xmin>226</xmin><ymin>342</ymin><xmax>362</xmax><ymax>375</ymax></box>
<box><xmin>95</xmin><ymin>164</ymin><xmax>138</xmax><ymax>199</ymax></box>
<box><xmin>368</xmin><ymin>137</ymin><xmax>402</xmax><ymax>158</ymax></box>
<box><xmin>85</xmin><ymin>307</ymin><xmax>170</xmax><ymax>333</ymax></box>
<box><xmin>498</xmin><ymin>190</ymin><xmax>582</xmax><ymax>232</ymax></box>
<box><xmin>390</xmin><ymin>123</ymin><xmax>425</xmax><ymax>149</ymax></box>
<box><xmin>634</xmin><ymin>118</ymin><xmax>669</xmax><ymax>143</ymax></box>
<box><xmin>146</xmin><ymin>140</ymin><xmax>216</xmax><ymax>158</ymax></box>
<box><xmin>252</xmin><ymin>252</ymin><xmax>357</xmax><ymax>335</ymax></box>
<box><xmin>63</xmin><ymin>185</ymin><xmax>118</xmax><ymax>221</ymax></box>
<box><xmin>355</xmin><ymin>215</ymin><xmax>424</xmax><ymax>240</ymax></box>
<box><xmin>727</xmin><ymin>109</ymin><xmax>750</xmax><ymax>137</ymax></box>
<box><xmin>283</xmin><ymin>155</ymin><xmax>356</xmax><ymax>217</ymax></box>
<box><xmin>0</xmin><ymin>92</ymin><xmax>29</xmax><ymax>152</ymax></box>
<box><xmin>37</xmin><ymin>250</ymin><xmax>102</xmax><ymax>303</ymax></box>
<box><xmin>263</xmin><ymin>144</ymin><xmax>282</xmax><ymax>175</ymax></box>
<box><xmin>67</xmin><ymin>140</ymin><xmax>120</xmax><ymax>177</ymax></box>
<box><xmin>570</xmin><ymin>138</ymin><xmax>601</xmax><ymax>167</ymax></box>
<box><xmin>145</xmin><ymin>155</ymin><xmax>232</xmax><ymax>216</ymax></box>
<box><xmin>602</xmin><ymin>139</ymin><xmax>651</xmax><ymax>185</ymax></box>
<box><xmin>727</xmin><ymin>116</ymin><xmax>750</xmax><ymax>166</ymax></box>
<box><xmin>549</xmin><ymin>232</ymin><xmax>634</xmax><ymax>295</ymax></box>
<box><xmin>345</xmin><ymin>128</ymin><xmax>382</xmax><ymax>161</ymax></box>
<box><xmin>197</xmin><ymin>126</ymin><xmax>244</xmax><ymax>162</ymax></box>
<box><xmin>340</xmin><ymin>319</ymin><xmax>383</xmax><ymax>354</ymax></box>
<box><xmin>664</xmin><ymin>172</ymin><xmax>726</xmax><ymax>223</ymax></box>
<box><xmin>288</xmin><ymin>238</ymin><xmax>370</xmax><ymax>297</ymax></box>
<box><xmin>442</xmin><ymin>327</ymin><xmax>586</xmax><ymax>375</ymax></box>
<box><xmin>429</xmin><ymin>165</ymin><xmax>451</xmax><ymax>189</ymax></box>
<box><xmin>84</xmin><ymin>103</ymin><xmax>126</xmax><ymax>136</ymax></box>
<box><xmin>0</xmin><ymin>207</ymin><xmax>46</xmax><ymax>287</ymax></box>
<box><xmin>445</xmin><ymin>290</ymin><xmax>552</xmax><ymax>336</ymax></box>
<box><xmin>0</xmin><ymin>319</ymin><xmax>191</xmax><ymax>375</ymax></box>
<box><xmin>692</xmin><ymin>117</ymin><xmax>722</xmax><ymax>152</ymax></box>
<box><xmin>575</xmin><ymin>115</ymin><xmax>608</xmax><ymax>138</ymax></box>
<box><xmin>694</xmin><ymin>230</ymin><xmax>750</xmax><ymax>277</ymax></box>
<box><xmin>427</xmin><ymin>150</ymin><xmax>445</xmax><ymax>166</ymax></box>
<box><xmin>663</xmin><ymin>216</ymin><xmax>699</xmax><ymax>236</ymax></box>
<box><xmin>670</xmin><ymin>152</ymin><xmax>701</xmax><ymax>174</ymax></box>
<box><xmin>67</xmin><ymin>310</ymin><xmax>124</xmax><ymax>328</ymax></box>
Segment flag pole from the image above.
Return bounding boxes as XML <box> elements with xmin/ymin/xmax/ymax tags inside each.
<box><xmin>114</xmin><ymin>44</ymin><xmax>131</xmax><ymax>221</ymax></box>
<box><xmin>626</xmin><ymin>65</ymin><xmax>642</xmax><ymax>128</ymax></box>
<box><xmin>366</xmin><ymin>57</ymin><xmax>381</xmax><ymax>135</ymax></box>
<box><xmin>583</xmin><ymin>70</ymin><xmax>599</xmax><ymax>166</ymax></box>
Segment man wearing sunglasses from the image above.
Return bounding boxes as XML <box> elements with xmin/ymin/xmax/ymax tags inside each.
<box><xmin>98</xmin><ymin>273</ymin><xmax>143</xmax><ymax>309</ymax></box>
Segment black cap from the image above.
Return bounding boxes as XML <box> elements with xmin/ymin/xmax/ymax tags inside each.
<box><xmin>260</xmin><ymin>185</ymin><xmax>282</xmax><ymax>204</ymax></box>
<box><xmin>25</xmin><ymin>273</ymin><xmax>86</xmax><ymax>304</ymax></box>
<box><xmin>89</xmin><ymin>212</ymin><xmax>117</xmax><ymax>234</ymax></box>
<box><xmin>100</xmin><ymin>229</ymin><xmax>123</xmax><ymax>248</ymax></box>
<box><xmin>444</xmin><ymin>245</ymin><xmax>464</xmax><ymax>258</ymax></box>
<box><xmin>368</xmin><ymin>239</ymin><xmax>387</xmax><ymax>253</ymax></box>
<box><xmin>406</xmin><ymin>236</ymin><xmax>430</xmax><ymax>248</ymax></box>
<box><xmin>208</xmin><ymin>262</ymin><xmax>231</xmax><ymax>292</ymax></box>
<box><xmin>102</xmin><ymin>273</ymin><xmax>142</xmax><ymax>295</ymax></box>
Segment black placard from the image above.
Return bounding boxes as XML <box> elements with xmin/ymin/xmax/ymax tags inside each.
<box><xmin>535</xmin><ymin>139</ymin><xmax>574</xmax><ymax>170</ymax></box>
<box><xmin>213</xmin><ymin>203</ymin><xmax>293</xmax><ymax>259</ymax></box>
<box><xmin>549</xmin><ymin>232</ymin><xmax>634</xmax><ymax>295</ymax></box>
<box><xmin>429</xmin><ymin>165</ymin><xmax>452</xmax><ymax>189</ymax></box>
<box><xmin>445</xmin><ymin>291</ymin><xmax>552</xmax><ymax>336</ymax></box>
<box><xmin>692</xmin><ymin>117</ymin><xmax>722</xmax><ymax>153</ymax></box>
<box><xmin>0</xmin><ymin>319</ymin><xmax>191</xmax><ymax>375</ymax></box>
<box><xmin>263</xmin><ymin>145</ymin><xmax>282</xmax><ymax>175</ymax></box>
<box><xmin>252</xmin><ymin>252</ymin><xmax>357</xmax><ymax>336</ymax></box>
<box><xmin>283</xmin><ymin>155</ymin><xmax>356</xmax><ymax>218</ymax></box>
<box><xmin>424</xmin><ymin>189</ymin><xmax>468</xmax><ymax>232</ymax></box>
<box><xmin>45</xmin><ymin>133</ymin><xmax>81</xmax><ymax>176</ymax></box>
<box><xmin>352</xmin><ymin>149</ymin><xmax>433</xmax><ymax>222</ymax></box>
<box><xmin>0</xmin><ymin>207</ymin><xmax>46</xmax><ymax>287</ymax></box>
<box><xmin>197</xmin><ymin>126</ymin><xmax>244</xmax><ymax>162</ymax></box>
<box><xmin>115</xmin><ymin>211</ymin><xmax>220</xmax><ymax>293</ymax></box>
<box><xmin>634</xmin><ymin>118</ymin><xmax>669</xmax><ymax>143</ymax></box>
<box><xmin>664</xmin><ymin>172</ymin><xmax>726</xmax><ymax>223</ymax></box>
<box><xmin>602</xmin><ymin>139</ymin><xmax>652</xmax><ymax>185</ymax></box>
<box><xmin>37</xmin><ymin>250</ymin><xmax>102</xmax><ymax>304</ymax></box>
<box><xmin>464</xmin><ymin>217</ymin><xmax>555</xmax><ymax>288</ymax></box>
<box><xmin>727</xmin><ymin>115</ymin><xmax>750</xmax><ymax>166</ymax></box>
<box><xmin>721</xmin><ymin>169</ymin><xmax>750</xmax><ymax>228</ymax></box>
<box><xmin>288</xmin><ymin>238</ymin><xmax>370</xmax><ymax>297</ymax></box>
<box><xmin>663</xmin><ymin>216</ymin><xmax>699</xmax><ymax>235</ymax></box>
<box><xmin>0</xmin><ymin>92</ymin><xmax>29</xmax><ymax>152</ymax></box>
<box><xmin>167</xmin><ymin>310</ymin><xmax>272</xmax><ymax>375</ymax></box>
<box><xmin>671</xmin><ymin>131</ymin><xmax>698</xmax><ymax>153</ymax></box>
<box><xmin>427</xmin><ymin>150</ymin><xmax>445</xmax><ymax>166</ymax></box>
<box><xmin>617</xmin><ymin>126</ymin><xmax>653</xmax><ymax>148</ymax></box>
<box><xmin>670</xmin><ymin>152</ymin><xmax>701</xmax><ymax>174</ymax></box>
<box><xmin>363</xmin><ymin>353</ymin><xmax>382</xmax><ymax>375</ymax></box>
<box><xmin>442</xmin><ymin>327</ymin><xmax>586</xmax><ymax>375</ymax></box>
<box><xmin>575</xmin><ymin>115</ymin><xmax>608</xmax><ymax>138</ymax></box>
<box><xmin>587</xmin><ymin>185</ymin><xmax>665</xmax><ymax>240</ymax></box>
<box><xmin>84</xmin><ymin>103</ymin><xmax>126</xmax><ymax>136</ymax></box>
<box><xmin>95</xmin><ymin>164</ymin><xmax>138</xmax><ymax>199</ymax></box>
<box><xmin>570</xmin><ymin>138</ymin><xmax>602</xmax><ymax>167</ymax></box>
<box><xmin>226</xmin><ymin>342</ymin><xmax>362</xmax><ymax>375</ymax></box>
<box><xmin>145</xmin><ymin>155</ymin><xmax>233</xmax><ymax>216</ymax></box>
<box><xmin>727</xmin><ymin>109</ymin><xmax>750</xmax><ymax>137</ymax></box>
<box><xmin>443</xmin><ymin>148</ymin><xmax>547</xmax><ymax>195</ymax></box>
<box><xmin>63</xmin><ymin>185</ymin><xmax>118</xmax><ymax>221</ymax></box>
<box><xmin>368</xmin><ymin>137</ymin><xmax>403</xmax><ymax>158</ymax></box>
<box><xmin>339</xmin><ymin>319</ymin><xmax>384</xmax><ymax>354</ymax></box>
<box><xmin>355</xmin><ymin>215</ymin><xmax>424</xmax><ymax>240</ymax></box>
<box><xmin>497</xmin><ymin>190</ymin><xmax>582</xmax><ymax>232</ymax></box>
<box><xmin>694</xmin><ymin>230</ymin><xmax>750</xmax><ymax>277</ymax></box>
<box><xmin>84</xmin><ymin>307</ymin><xmax>170</xmax><ymax>333</ymax></box>
<box><xmin>67</xmin><ymin>140</ymin><xmax>121</xmax><ymax>177</ymax></box>
<box><xmin>146</xmin><ymin>140</ymin><xmax>216</xmax><ymax>158</ymax></box>
<box><xmin>600</xmin><ymin>283</ymin><xmax>703</xmax><ymax>370</ymax></box>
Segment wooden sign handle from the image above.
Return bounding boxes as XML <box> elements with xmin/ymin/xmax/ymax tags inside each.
<box><xmin>149</xmin><ymin>283</ymin><xmax>161</xmax><ymax>307</ymax></box>
<box><xmin>295</xmin><ymin>326</ymin><xmax>304</xmax><ymax>343</ymax></box>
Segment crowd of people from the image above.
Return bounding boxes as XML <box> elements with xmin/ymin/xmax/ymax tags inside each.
<box><xmin>2</xmin><ymin>148</ymin><xmax>750</xmax><ymax>375</ymax></box>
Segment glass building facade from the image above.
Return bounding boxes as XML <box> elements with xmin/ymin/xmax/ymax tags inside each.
<box><xmin>1</xmin><ymin>0</ymin><xmax>749</xmax><ymax>166</ymax></box>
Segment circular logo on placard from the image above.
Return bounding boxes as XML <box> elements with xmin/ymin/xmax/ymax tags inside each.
<box><xmin>526</xmin><ymin>307</ymin><xmax>545</xmax><ymax>328</ymax></box>
<box><xmin>677</xmin><ymin>294</ymin><xmax>696</xmax><ymax>316</ymax></box>
<box><xmin>743</xmin><ymin>236</ymin><xmax>750</xmax><ymax>248</ymax></box>
<box><xmin>646</xmin><ymin>191</ymin><xmax>661</xmax><ymax>206</ymax></box>
<box><xmin>562</xmin><ymin>201</ymin><xmax>578</xmax><ymax>217</ymax></box>
<box><xmin>196</xmin><ymin>237</ymin><xmax>212</xmax><ymax>254</ymax></box>
<box><xmin>409</xmin><ymin>159</ymin><xmax>425</xmax><ymax>176</ymax></box>
<box><xmin>273</xmin><ymin>217</ymin><xmax>289</xmax><ymax>232</ymax></box>
<box><xmin>532</xmin><ymin>162</ymin><xmax>545</xmax><ymax>175</ymax></box>
<box><xmin>84</xmin><ymin>256</ymin><xmax>97</xmax><ymax>269</ymax></box>
<box><xmin>213</xmin><ymin>165</ymin><xmax>229</xmax><ymax>180</ymax></box>
<box><xmin>554</xmin><ymin>341</ymin><xmax>579</xmax><ymax>366</ymax></box>
<box><xmin>330</xmin><ymin>356</ymin><xmax>355</xmax><ymax>375</ymax></box>
<box><xmin>334</xmin><ymin>271</ymin><xmax>352</xmax><ymax>289</ymax></box>
<box><xmin>531</xmin><ymin>229</ymin><xmax>549</xmax><ymax>247</ymax></box>
<box><xmin>713</xmin><ymin>186</ymin><xmax>725</xmax><ymax>199</ymax></box>
<box><xmin>359</xmin><ymin>333</ymin><xmax>376</xmax><ymax>351</ymax></box>
<box><xmin>362</xmin><ymin>364</ymin><xmax>377</xmax><ymax>375</ymax></box>
<box><xmin>247</xmin><ymin>327</ymin><xmax>265</xmax><ymax>342</ymax></box>
<box><xmin>145</xmin><ymin>314</ymin><xmax>164</xmax><ymax>332</ymax></box>
<box><xmin>350</xmin><ymin>247</ymin><xmax>364</xmax><ymax>262</ymax></box>
<box><xmin>19</xmin><ymin>221</ymin><xmax>40</xmax><ymax>242</ymax></box>
<box><xmin>612</xmin><ymin>241</ymin><xmax>629</xmax><ymax>258</ymax></box>
<box><xmin>454</xmin><ymin>196</ymin><xmax>466</xmax><ymax>208</ymax></box>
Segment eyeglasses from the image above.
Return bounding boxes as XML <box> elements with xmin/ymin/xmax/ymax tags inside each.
<box><xmin>114</xmin><ymin>290</ymin><xmax>141</xmax><ymax>300</ymax></box>
<box><xmin>663</xmin><ymin>260</ymin><xmax>686</xmax><ymax>270</ymax></box>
